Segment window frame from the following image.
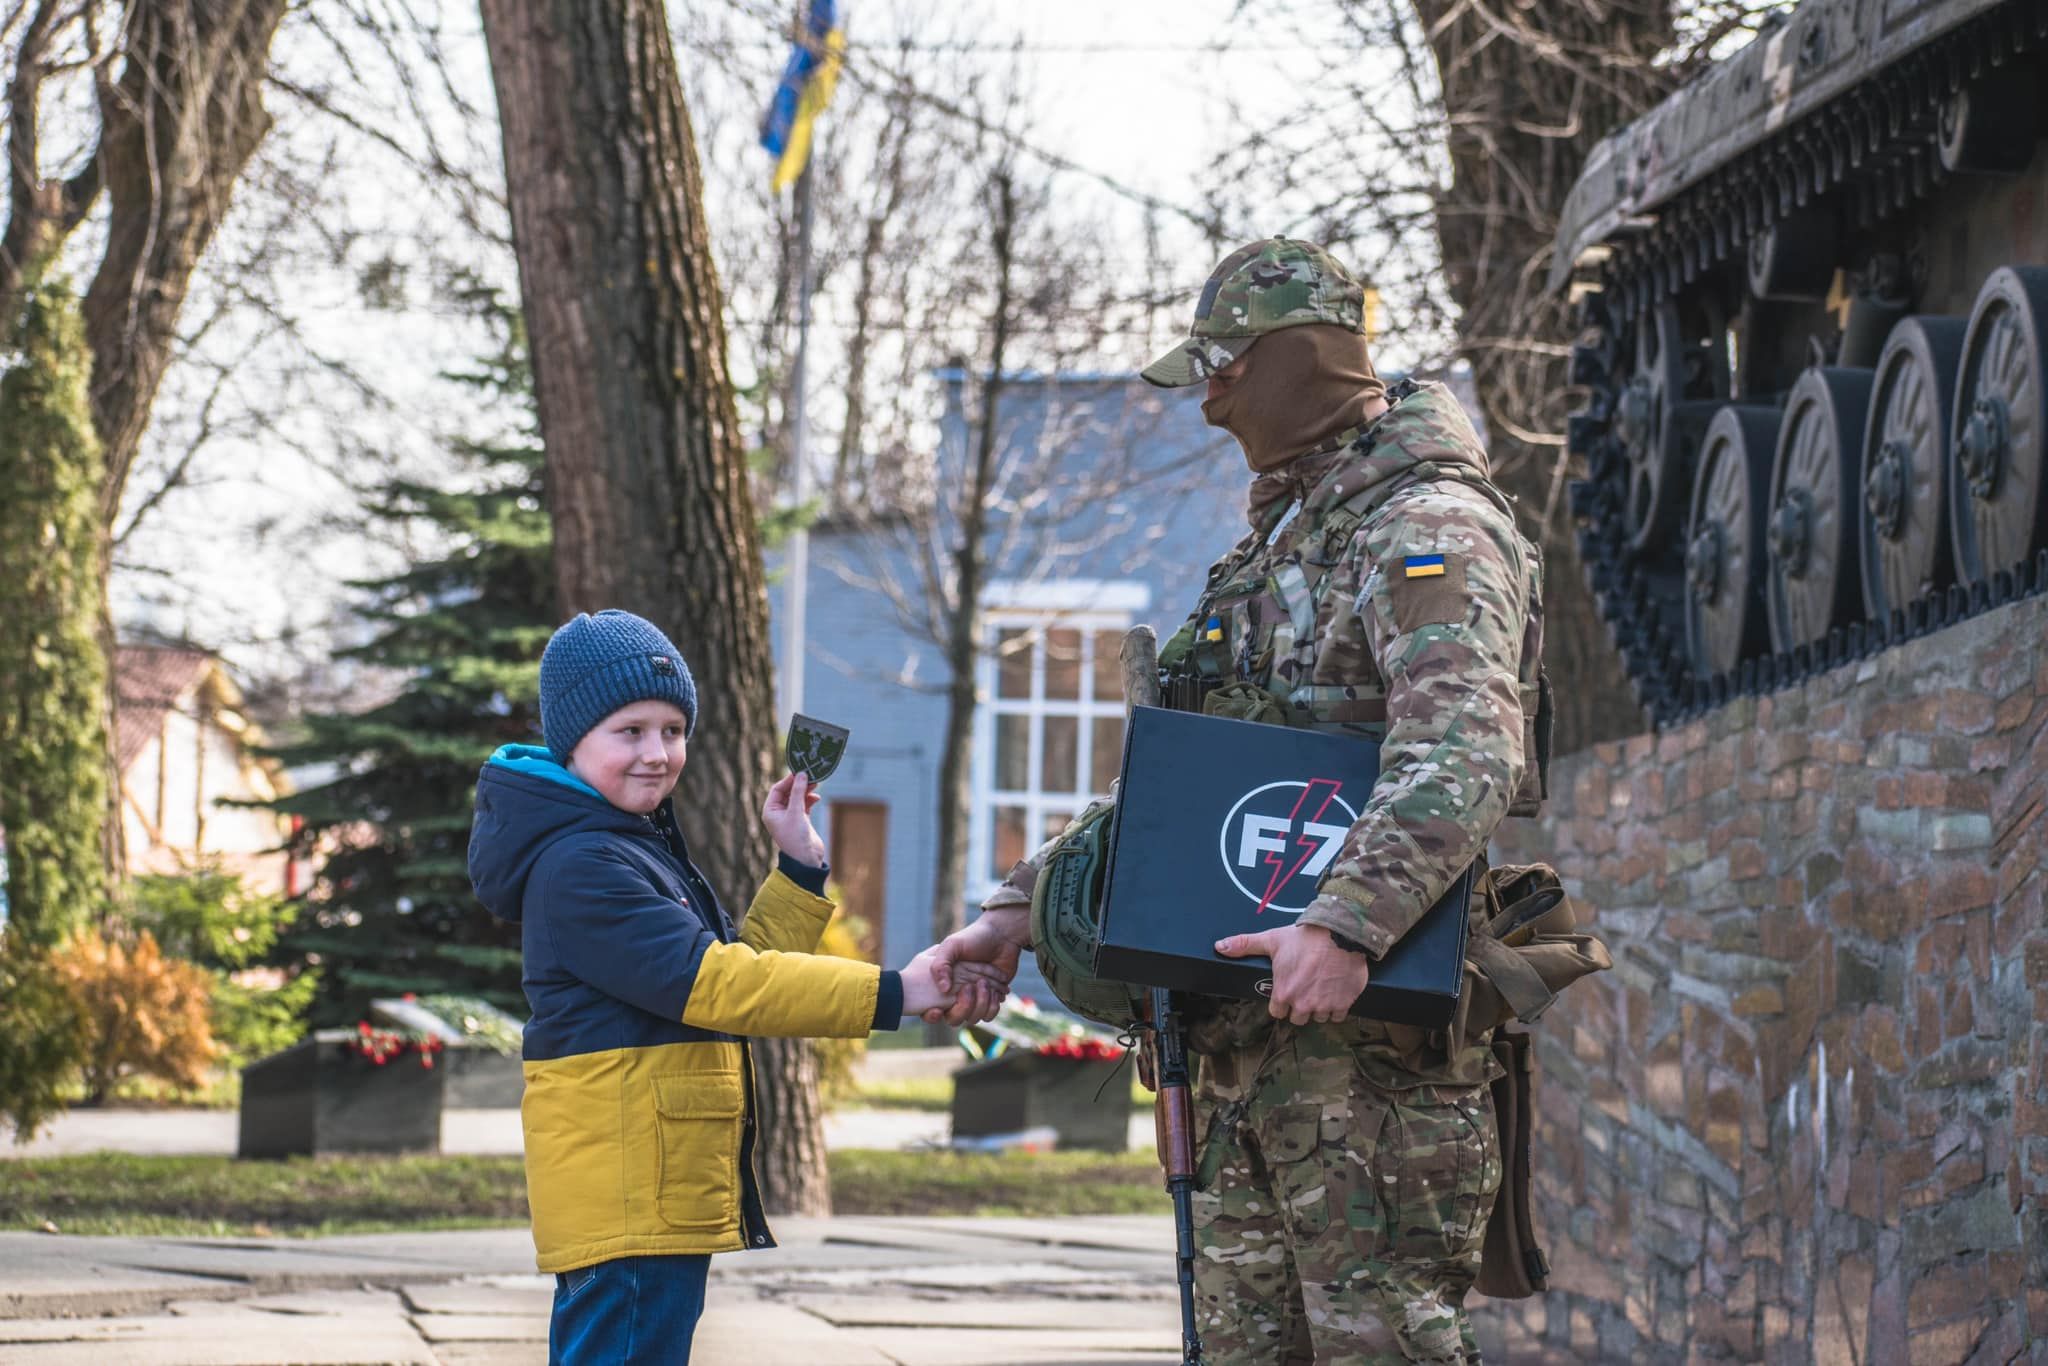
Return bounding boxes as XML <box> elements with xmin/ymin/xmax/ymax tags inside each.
<box><xmin>968</xmin><ymin>582</ymin><xmax>1147</xmax><ymax>903</ymax></box>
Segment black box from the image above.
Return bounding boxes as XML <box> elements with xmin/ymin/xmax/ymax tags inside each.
<box><xmin>238</xmin><ymin>1031</ymin><xmax>444</xmax><ymax>1159</ymax></box>
<box><xmin>1094</xmin><ymin>706</ymin><xmax>1472</xmax><ymax>1027</ymax></box>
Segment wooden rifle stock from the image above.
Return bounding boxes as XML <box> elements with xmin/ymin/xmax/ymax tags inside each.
<box><xmin>1156</xmin><ymin>1079</ymin><xmax>1196</xmax><ymax>1177</ymax></box>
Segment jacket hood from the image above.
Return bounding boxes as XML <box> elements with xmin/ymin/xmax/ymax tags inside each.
<box><xmin>469</xmin><ymin>744</ymin><xmax>655</xmax><ymax>923</ymax></box>
<box><xmin>1247</xmin><ymin>381</ymin><xmax>1489</xmax><ymax>530</ymax></box>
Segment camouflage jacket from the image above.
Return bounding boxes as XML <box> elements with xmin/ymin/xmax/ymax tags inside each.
<box><xmin>1157</xmin><ymin>380</ymin><xmax>1546</xmax><ymax>960</ymax></box>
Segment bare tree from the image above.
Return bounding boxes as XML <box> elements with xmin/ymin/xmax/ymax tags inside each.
<box><xmin>3</xmin><ymin>0</ymin><xmax>292</xmax><ymax>880</ymax></box>
<box><xmin>1407</xmin><ymin>0</ymin><xmax>1683</xmax><ymax>749</ymax></box>
<box><xmin>810</xmin><ymin>126</ymin><xmax>1226</xmax><ymax>979</ymax></box>
<box><xmin>479</xmin><ymin>0</ymin><xmax>832</xmax><ymax>1216</ymax></box>
<box><xmin>1206</xmin><ymin>0</ymin><xmax>1779</xmax><ymax>751</ymax></box>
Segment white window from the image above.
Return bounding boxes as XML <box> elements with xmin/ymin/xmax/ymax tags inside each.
<box><xmin>969</xmin><ymin>581</ymin><xmax>1149</xmax><ymax>900</ymax></box>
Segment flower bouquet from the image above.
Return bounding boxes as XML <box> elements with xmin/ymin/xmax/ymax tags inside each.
<box><xmin>342</xmin><ymin>1020</ymin><xmax>447</xmax><ymax>1069</ymax></box>
<box><xmin>959</xmin><ymin>997</ymin><xmax>1128</xmax><ymax>1065</ymax></box>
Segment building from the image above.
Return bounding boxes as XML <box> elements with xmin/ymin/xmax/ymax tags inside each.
<box><xmin>112</xmin><ymin>643</ymin><xmax>297</xmax><ymax>894</ymax></box>
<box><xmin>769</xmin><ymin>371</ymin><xmax>1232</xmax><ymax>984</ymax></box>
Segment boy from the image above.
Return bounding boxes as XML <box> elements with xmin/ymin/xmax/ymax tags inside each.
<box><xmin>468</xmin><ymin>610</ymin><xmax>967</xmax><ymax>1363</ymax></box>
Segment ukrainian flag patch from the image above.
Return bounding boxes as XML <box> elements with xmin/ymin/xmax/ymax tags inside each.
<box><xmin>1403</xmin><ymin>554</ymin><xmax>1447</xmax><ymax>579</ymax></box>
<box><xmin>1202</xmin><ymin>615</ymin><xmax>1225</xmax><ymax>642</ymax></box>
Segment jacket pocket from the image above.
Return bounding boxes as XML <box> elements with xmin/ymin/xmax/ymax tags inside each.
<box><xmin>652</xmin><ymin>1071</ymin><xmax>745</xmax><ymax>1232</ymax></box>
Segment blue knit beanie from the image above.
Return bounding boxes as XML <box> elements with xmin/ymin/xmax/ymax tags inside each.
<box><xmin>538</xmin><ymin>610</ymin><xmax>699</xmax><ymax>761</ymax></box>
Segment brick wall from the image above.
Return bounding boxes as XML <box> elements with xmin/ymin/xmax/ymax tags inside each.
<box><xmin>1476</xmin><ymin>593</ymin><xmax>2048</xmax><ymax>1364</ymax></box>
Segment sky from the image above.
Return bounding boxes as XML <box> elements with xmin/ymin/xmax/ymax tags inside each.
<box><xmin>91</xmin><ymin>0</ymin><xmax>1399</xmax><ymax>694</ymax></box>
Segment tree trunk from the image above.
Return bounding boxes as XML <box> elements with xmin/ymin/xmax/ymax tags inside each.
<box><xmin>83</xmin><ymin>0</ymin><xmax>291</xmax><ymax>520</ymax></box>
<box><xmin>925</xmin><ymin>172</ymin><xmax>1017</xmax><ymax>1044</ymax></box>
<box><xmin>1409</xmin><ymin>0</ymin><xmax>1679</xmax><ymax>753</ymax></box>
<box><xmin>480</xmin><ymin>0</ymin><xmax>829</xmax><ymax>1216</ymax></box>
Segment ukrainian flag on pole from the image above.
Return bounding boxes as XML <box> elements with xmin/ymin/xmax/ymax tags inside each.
<box><xmin>759</xmin><ymin>0</ymin><xmax>845</xmax><ymax>193</ymax></box>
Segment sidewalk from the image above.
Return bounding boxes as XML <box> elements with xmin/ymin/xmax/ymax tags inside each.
<box><xmin>0</xmin><ymin>1105</ymin><xmax>1154</xmax><ymax>1158</ymax></box>
<box><xmin>0</xmin><ymin>1217</ymin><xmax>1188</xmax><ymax>1365</ymax></box>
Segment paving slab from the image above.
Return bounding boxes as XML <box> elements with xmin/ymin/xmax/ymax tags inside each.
<box><xmin>432</xmin><ymin>1346</ymin><xmax>546</xmax><ymax>1366</ymax></box>
<box><xmin>229</xmin><ymin>1287</ymin><xmax>413</xmax><ymax>1316</ymax></box>
<box><xmin>0</xmin><ymin>1229</ymin><xmax>538</xmax><ymax>1320</ymax></box>
<box><xmin>836</xmin><ymin>1325</ymin><xmax>1181</xmax><ymax>1364</ymax></box>
<box><xmin>0</xmin><ymin>1249</ymin><xmax>234</xmax><ymax>1320</ymax></box>
<box><xmin>789</xmin><ymin>1291</ymin><xmax>1179</xmax><ymax>1332</ymax></box>
<box><xmin>739</xmin><ymin>1259</ymin><xmax>1151</xmax><ymax>1293</ymax></box>
<box><xmin>286</xmin><ymin>1228</ymin><xmax>537</xmax><ymax>1276</ymax></box>
<box><xmin>0</xmin><ymin>1308</ymin><xmax>437</xmax><ymax>1364</ymax></box>
<box><xmin>893</xmin><ymin>1213</ymin><xmax>1176</xmax><ymax>1251</ymax></box>
<box><xmin>693</xmin><ymin>1291</ymin><xmax>898</xmax><ymax>1365</ymax></box>
<box><xmin>412</xmin><ymin>1311</ymin><xmax>549</xmax><ymax>1343</ymax></box>
<box><xmin>398</xmin><ymin>1276</ymin><xmax>551</xmax><ymax>1315</ymax></box>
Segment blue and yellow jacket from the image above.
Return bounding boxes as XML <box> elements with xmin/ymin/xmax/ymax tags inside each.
<box><xmin>468</xmin><ymin>745</ymin><xmax>901</xmax><ymax>1271</ymax></box>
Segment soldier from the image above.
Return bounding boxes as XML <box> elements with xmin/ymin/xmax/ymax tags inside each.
<box><xmin>932</xmin><ymin>237</ymin><xmax>1546</xmax><ymax>1363</ymax></box>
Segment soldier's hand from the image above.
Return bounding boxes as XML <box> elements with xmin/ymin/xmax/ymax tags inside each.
<box><xmin>1214</xmin><ymin>923</ymin><xmax>1371</xmax><ymax>1026</ymax></box>
<box><xmin>919</xmin><ymin>911</ymin><xmax>1028</xmax><ymax>1027</ymax></box>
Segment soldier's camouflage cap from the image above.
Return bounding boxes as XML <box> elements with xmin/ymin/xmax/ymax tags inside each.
<box><xmin>1139</xmin><ymin>237</ymin><xmax>1367</xmax><ymax>389</ymax></box>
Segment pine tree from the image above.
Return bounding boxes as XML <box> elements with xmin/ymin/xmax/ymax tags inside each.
<box><xmin>269</xmin><ymin>284</ymin><xmax>552</xmax><ymax>1026</ymax></box>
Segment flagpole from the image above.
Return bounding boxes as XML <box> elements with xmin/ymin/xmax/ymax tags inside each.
<box><xmin>783</xmin><ymin>154</ymin><xmax>816</xmax><ymax>727</ymax></box>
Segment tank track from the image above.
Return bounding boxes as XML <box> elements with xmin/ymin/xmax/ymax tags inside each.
<box><xmin>1566</xmin><ymin>0</ymin><xmax>2048</xmax><ymax>725</ymax></box>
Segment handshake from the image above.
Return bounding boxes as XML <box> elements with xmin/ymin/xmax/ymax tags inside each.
<box><xmin>894</xmin><ymin>904</ymin><xmax>1036</xmax><ymax>1028</ymax></box>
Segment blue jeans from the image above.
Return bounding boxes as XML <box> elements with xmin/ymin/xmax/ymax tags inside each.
<box><xmin>548</xmin><ymin>1254</ymin><xmax>711</xmax><ymax>1365</ymax></box>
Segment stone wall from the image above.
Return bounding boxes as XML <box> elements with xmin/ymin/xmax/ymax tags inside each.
<box><xmin>1476</xmin><ymin>592</ymin><xmax>2048</xmax><ymax>1364</ymax></box>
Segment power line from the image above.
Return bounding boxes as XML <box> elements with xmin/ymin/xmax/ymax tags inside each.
<box><xmin>708</xmin><ymin>37</ymin><xmax>1318</xmax><ymax>54</ymax></box>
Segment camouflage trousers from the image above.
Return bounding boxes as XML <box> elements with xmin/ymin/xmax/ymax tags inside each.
<box><xmin>1190</xmin><ymin>1023</ymin><xmax>1501</xmax><ymax>1365</ymax></box>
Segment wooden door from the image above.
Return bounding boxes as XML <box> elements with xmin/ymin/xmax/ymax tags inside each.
<box><xmin>828</xmin><ymin>801</ymin><xmax>888</xmax><ymax>963</ymax></box>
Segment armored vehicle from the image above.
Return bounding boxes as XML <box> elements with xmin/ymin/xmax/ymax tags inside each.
<box><xmin>1553</xmin><ymin>0</ymin><xmax>2048</xmax><ymax>718</ymax></box>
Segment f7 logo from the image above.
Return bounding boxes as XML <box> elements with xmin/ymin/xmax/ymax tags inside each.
<box><xmin>1218</xmin><ymin>779</ymin><xmax>1358</xmax><ymax>916</ymax></box>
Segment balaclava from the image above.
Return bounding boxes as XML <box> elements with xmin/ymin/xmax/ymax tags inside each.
<box><xmin>1200</xmin><ymin>322</ymin><xmax>1385</xmax><ymax>472</ymax></box>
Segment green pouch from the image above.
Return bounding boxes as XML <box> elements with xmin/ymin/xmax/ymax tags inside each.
<box><xmin>1201</xmin><ymin>680</ymin><xmax>1292</xmax><ymax>727</ymax></box>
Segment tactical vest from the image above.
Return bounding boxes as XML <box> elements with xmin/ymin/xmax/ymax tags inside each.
<box><xmin>1157</xmin><ymin>449</ymin><xmax>1553</xmax><ymax>817</ymax></box>
<box><xmin>1023</xmin><ymin>397</ymin><xmax>1562</xmax><ymax>1043</ymax></box>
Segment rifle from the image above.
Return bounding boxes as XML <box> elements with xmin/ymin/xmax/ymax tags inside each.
<box><xmin>1149</xmin><ymin>985</ymin><xmax>1208</xmax><ymax>1365</ymax></box>
<box><xmin>1120</xmin><ymin>626</ymin><xmax>1207</xmax><ymax>1366</ymax></box>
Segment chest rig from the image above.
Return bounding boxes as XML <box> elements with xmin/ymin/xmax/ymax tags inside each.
<box><xmin>1157</xmin><ymin>422</ymin><xmax>1552</xmax><ymax>817</ymax></box>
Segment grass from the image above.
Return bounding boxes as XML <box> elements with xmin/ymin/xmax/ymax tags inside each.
<box><xmin>830</xmin><ymin>1149</ymin><xmax>1168</xmax><ymax>1218</ymax></box>
<box><xmin>55</xmin><ymin>1070</ymin><xmax>243</xmax><ymax>1111</ymax></box>
<box><xmin>0</xmin><ymin>1148</ymin><xmax>1168</xmax><ymax>1237</ymax></box>
<box><xmin>0</xmin><ymin>1152</ymin><xmax>530</xmax><ymax>1238</ymax></box>
<box><xmin>847</xmin><ymin>1074</ymin><xmax>1154</xmax><ymax>1114</ymax></box>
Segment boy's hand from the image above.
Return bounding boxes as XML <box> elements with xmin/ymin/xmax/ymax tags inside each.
<box><xmin>762</xmin><ymin>771</ymin><xmax>826</xmax><ymax>867</ymax></box>
<box><xmin>923</xmin><ymin>959</ymin><xmax>1009</xmax><ymax>1026</ymax></box>
<box><xmin>918</xmin><ymin>910</ymin><xmax>1027</xmax><ymax>1025</ymax></box>
<box><xmin>898</xmin><ymin>947</ymin><xmax>962</xmax><ymax>1018</ymax></box>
